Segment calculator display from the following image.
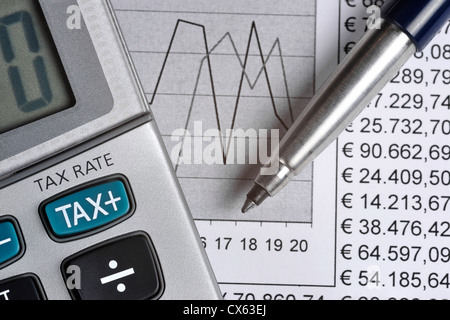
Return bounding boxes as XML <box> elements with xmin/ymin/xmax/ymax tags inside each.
<box><xmin>0</xmin><ymin>0</ymin><xmax>74</xmax><ymax>134</ymax></box>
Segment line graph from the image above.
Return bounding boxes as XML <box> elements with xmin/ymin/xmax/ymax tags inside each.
<box><xmin>150</xmin><ymin>19</ymin><xmax>296</xmax><ymax>128</ymax></box>
<box><xmin>149</xmin><ymin>19</ymin><xmax>298</xmax><ymax>168</ymax></box>
<box><xmin>114</xmin><ymin>6</ymin><xmax>316</xmax><ymax>222</ymax></box>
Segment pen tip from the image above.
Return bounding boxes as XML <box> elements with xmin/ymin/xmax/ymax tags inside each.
<box><xmin>241</xmin><ymin>199</ymin><xmax>256</xmax><ymax>214</ymax></box>
<box><xmin>241</xmin><ymin>184</ymin><xmax>270</xmax><ymax>213</ymax></box>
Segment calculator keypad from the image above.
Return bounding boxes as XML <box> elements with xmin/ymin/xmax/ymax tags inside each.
<box><xmin>1</xmin><ymin>175</ymin><xmax>164</xmax><ymax>300</ymax></box>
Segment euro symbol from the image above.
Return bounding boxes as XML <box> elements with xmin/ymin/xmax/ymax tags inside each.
<box><xmin>345</xmin><ymin>17</ymin><xmax>356</xmax><ymax>32</ymax></box>
<box><xmin>345</xmin><ymin>122</ymin><xmax>354</xmax><ymax>133</ymax></box>
<box><xmin>341</xmin><ymin>193</ymin><xmax>353</xmax><ymax>209</ymax></box>
<box><xmin>342</xmin><ymin>142</ymin><xmax>354</xmax><ymax>158</ymax></box>
<box><xmin>341</xmin><ymin>244</ymin><xmax>352</xmax><ymax>260</ymax></box>
<box><xmin>341</xmin><ymin>218</ymin><xmax>353</xmax><ymax>234</ymax></box>
<box><xmin>344</xmin><ymin>42</ymin><xmax>355</xmax><ymax>54</ymax></box>
<box><xmin>340</xmin><ymin>270</ymin><xmax>352</xmax><ymax>286</ymax></box>
<box><xmin>342</xmin><ymin>168</ymin><xmax>353</xmax><ymax>183</ymax></box>
<box><xmin>346</xmin><ymin>0</ymin><xmax>356</xmax><ymax>7</ymax></box>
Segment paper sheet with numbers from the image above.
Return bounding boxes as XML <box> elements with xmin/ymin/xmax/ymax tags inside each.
<box><xmin>111</xmin><ymin>0</ymin><xmax>450</xmax><ymax>300</ymax></box>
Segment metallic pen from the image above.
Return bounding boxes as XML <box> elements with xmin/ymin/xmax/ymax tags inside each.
<box><xmin>242</xmin><ymin>0</ymin><xmax>450</xmax><ymax>213</ymax></box>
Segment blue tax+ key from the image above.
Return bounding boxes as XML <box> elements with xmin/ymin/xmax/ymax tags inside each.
<box><xmin>40</xmin><ymin>176</ymin><xmax>135</xmax><ymax>242</ymax></box>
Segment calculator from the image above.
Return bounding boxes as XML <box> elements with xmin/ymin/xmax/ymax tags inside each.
<box><xmin>0</xmin><ymin>0</ymin><xmax>221</xmax><ymax>300</ymax></box>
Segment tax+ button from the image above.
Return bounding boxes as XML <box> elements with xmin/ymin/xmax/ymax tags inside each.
<box><xmin>39</xmin><ymin>175</ymin><xmax>135</xmax><ymax>242</ymax></box>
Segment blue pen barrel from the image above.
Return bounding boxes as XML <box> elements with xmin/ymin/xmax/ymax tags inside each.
<box><xmin>383</xmin><ymin>0</ymin><xmax>450</xmax><ymax>51</ymax></box>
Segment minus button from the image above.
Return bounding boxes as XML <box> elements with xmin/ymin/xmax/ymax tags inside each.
<box><xmin>0</xmin><ymin>238</ymin><xmax>12</xmax><ymax>246</ymax></box>
<box><xmin>0</xmin><ymin>217</ymin><xmax>25</xmax><ymax>270</ymax></box>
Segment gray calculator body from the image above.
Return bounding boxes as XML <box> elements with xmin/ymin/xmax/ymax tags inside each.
<box><xmin>0</xmin><ymin>0</ymin><xmax>221</xmax><ymax>300</ymax></box>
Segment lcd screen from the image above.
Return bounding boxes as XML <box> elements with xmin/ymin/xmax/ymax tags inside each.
<box><xmin>0</xmin><ymin>0</ymin><xmax>75</xmax><ymax>134</ymax></box>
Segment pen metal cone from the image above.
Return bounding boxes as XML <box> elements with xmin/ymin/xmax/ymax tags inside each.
<box><xmin>242</xmin><ymin>184</ymin><xmax>270</xmax><ymax>213</ymax></box>
<box><xmin>241</xmin><ymin>199</ymin><xmax>256</xmax><ymax>214</ymax></box>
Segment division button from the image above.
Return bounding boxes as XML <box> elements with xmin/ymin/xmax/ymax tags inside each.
<box><xmin>0</xmin><ymin>274</ymin><xmax>46</xmax><ymax>300</ymax></box>
<box><xmin>61</xmin><ymin>231</ymin><xmax>164</xmax><ymax>300</ymax></box>
<box><xmin>0</xmin><ymin>216</ymin><xmax>25</xmax><ymax>270</ymax></box>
